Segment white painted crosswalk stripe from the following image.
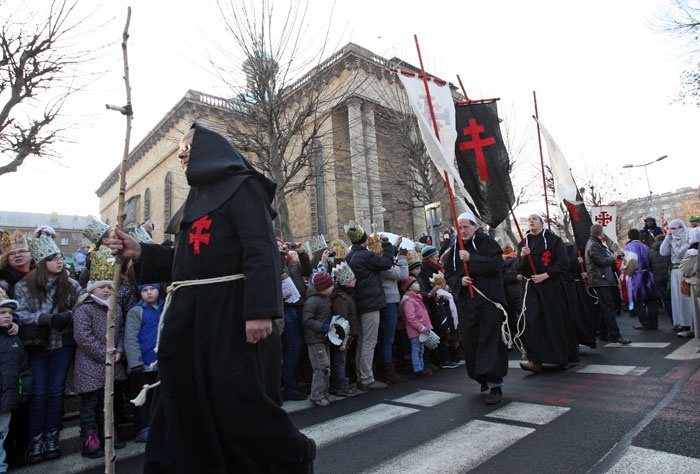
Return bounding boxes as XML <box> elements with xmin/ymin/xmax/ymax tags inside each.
<box><xmin>300</xmin><ymin>403</ymin><xmax>418</xmax><ymax>448</ymax></box>
<box><xmin>391</xmin><ymin>389</ymin><xmax>461</xmax><ymax>407</ymax></box>
<box><xmin>363</xmin><ymin>420</ymin><xmax>535</xmax><ymax>474</ymax></box>
<box><xmin>602</xmin><ymin>342</ymin><xmax>669</xmax><ymax>348</ymax></box>
<box><xmin>607</xmin><ymin>446</ymin><xmax>700</xmax><ymax>473</ymax></box>
<box><xmin>487</xmin><ymin>401</ymin><xmax>570</xmax><ymax>425</ymax></box>
<box><xmin>665</xmin><ymin>338</ymin><xmax>700</xmax><ymax>360</ymax></box>
<box><xmin>575</xmin><ymin>365</ymin><xmax>649</xmax><ymax>376</ymax></box>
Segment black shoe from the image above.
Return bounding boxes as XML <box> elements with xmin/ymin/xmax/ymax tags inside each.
<box><xmin>25</xmin><ymin>433</ymin><xmax>45</xmax><ymax>464</ymax></box>
<box><xmin>485</xmin><ymin>387</ymin><xmax>503</xmax><ymax>405</ymax></box>
<box><xmin>44</xmin><ymin>429</ymin><xmax>61</xmax><ymax>460</ymax></box>
<box><xmin>610</xmin><ymin>337</ymin><xmax>631</xmax><ymax>345</ymax></box>
<box><xmin>283</xmin><ymin>390</ymin><xmax>308</xmax><ymax>401</ymax></box>
<box><xmin>480</xmin><ymin>382</ymin><xmax>488</xmax><ymax>393</ymax></box>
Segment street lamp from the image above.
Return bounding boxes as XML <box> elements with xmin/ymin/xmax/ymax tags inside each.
<box><xmin>622</xmin><ymin>155</ymin><xmax>668</xmax><ymax>204</ymax></box>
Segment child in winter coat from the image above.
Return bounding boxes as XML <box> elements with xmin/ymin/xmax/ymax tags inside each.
<box><xmin>124</xmin><ymin>283</ymin><xmax>162</xmax><ymax>443</ymax></box>
<box><xmin>303</xmin><ymin>272</ymin><xmax>335</xmax><ymax>407</ymax></box>
<box><xmin>73</xmin><ymin>280</ymin><xmax>126</xmax><ymax>458</ymax></box>
<box><xmin>329</xmin><ymin>263</ymin><xmax>362</xmax><ymax>398</ymax></box>
<box><xmin>0</xmin><ymin>290</ymin><xmax>31</xmax><ymax>474</ymax></box>
<box><xmin>399</xmin><ymin>276</ymin><xmax>433</xmax><ymax>378</ymax></box>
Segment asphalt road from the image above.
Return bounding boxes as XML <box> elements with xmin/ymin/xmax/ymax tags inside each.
<box><xmin>12</xmin><ymin>310</ymin><xmax>700</xmax><ymax>474</ymax></box>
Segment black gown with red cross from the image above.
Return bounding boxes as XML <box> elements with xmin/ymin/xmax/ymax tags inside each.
<box><xmin>135</xmin><ymin>124</ymin><xmax>313</xmax><ymax>474</ymax></box>
<box><xmin>517</xmin><ymin>230</ymin><xmax>579</xmax><ymax>366</ymax></box>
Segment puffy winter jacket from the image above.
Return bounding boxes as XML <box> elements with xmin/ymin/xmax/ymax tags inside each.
<box><xmin>346</xmin><ymin>242</ymin><xmax>394</xmax><ymax>314</ymax></box>
<box><xmin>0</xmin><ymin>329</ymin><xmax>32</xmax><ymax>411</ymax></box>
<box><xmin>585</xmin><ymin>236</ymin><xmax>617</xmax><ymax>287</ymax></box>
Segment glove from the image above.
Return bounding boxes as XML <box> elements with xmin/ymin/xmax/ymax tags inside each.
<box><xmin>50</xmin><ymin>311</ymin><xmax>73</xmax><ymax>331</ymax></box>
<box><xmin>130</xmin><ymin>364</ymin><xmax>145</xmax><ymax>374</ymax></box>
<box><xmin>421</xmin><ymin>326</ymin><xmax>430</xmax><ymax>335</ymax></box>
<box><xmin>321</xmin><ymin>324</ymin><xmax>330</xmax><ymax>333</ymax></box>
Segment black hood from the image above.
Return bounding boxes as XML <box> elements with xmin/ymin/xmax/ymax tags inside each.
<box><xmin>167</xmin><ymin>124</ymin><xmax>277</xmax><ymax>232</ymax></box>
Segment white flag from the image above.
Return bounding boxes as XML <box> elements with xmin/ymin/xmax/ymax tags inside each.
<box><xmin>396</xmin><ymin>71</ymin><xmax>476</xmax><ymax>215</ymax></box>
<box><xmin>590</xmin><ymin>205</ymin><xmax>618</xmax><ymax>244</ymax></box>
<box><xmin>534</xmin><ymin>119</ymin><xmax>579</xmax><ymax>204</ymax></box>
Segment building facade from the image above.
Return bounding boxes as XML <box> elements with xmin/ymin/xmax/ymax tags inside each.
<box><xmin>0</xmin><ymin>211</ymin><xmax>93</xmax><ymax>254</ymax></box>
<box><xmin>96</xmin><ymin>43</ymin><xmax>457</xmax><ymax>245</ymax></box>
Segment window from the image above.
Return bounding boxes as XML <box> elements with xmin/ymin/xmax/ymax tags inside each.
<box><xmin>60</xmin><ymin>237</ymin><xmax>69</xmax><ymax>246</ymax></box>
<box><xmin>164</xmin><ymin>173</ymin><xmax>173</xmax><ymax>233</ymax></box>
<box><xmin>144</xmin><ymin>188</ymin><xmax>151</xmax><ymax>221</ymax></box>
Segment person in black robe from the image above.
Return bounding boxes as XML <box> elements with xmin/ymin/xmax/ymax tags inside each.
<box><xmin>563</xmin><ymin>243</ymin><xmax>597</xmax><ymax>349</ymax></box>
<box><xmin>106</xmin><ymin>124</ymin><xmax>314</xmax><ymax>473</ymax></box>
<box><xmin>518</xmin><ymin>213</ymin><xmax>579</xmax><ymax>372</ymax></box>
<box><xmin>444</xmin><ymin>212</ymin><xmax>508</xmax><ymax>404</ymax></box>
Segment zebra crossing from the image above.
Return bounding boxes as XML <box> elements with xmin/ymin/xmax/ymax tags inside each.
<box><xmin>11</xmin><ymin>346</ymin><xmax>700</xmax><ymax>474</ymax></box>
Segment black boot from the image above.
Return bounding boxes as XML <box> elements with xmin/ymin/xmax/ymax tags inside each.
<box><xmin>44</xmin><ymin>429</ymin><xmax>61</xmax><ymax>459</ymax></box>
<box><xmin>25</xmin><ymin>433</ymin><xmax>45</xmax><ymax>464</ymax></box>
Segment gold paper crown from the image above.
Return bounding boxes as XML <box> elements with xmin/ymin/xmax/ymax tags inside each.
<box><xmin>130</xmin><ymin>226</ymin><xmax>153</xmax><ymax>244</ymax></box>
<box><xmin>0</xmin><ymin>287</ymin><xmax>18</xmax><ymax>309</ymax></box>
<box><xmin>331</xmin><ymin>239</ymin><xmax>348</xmax><ymax>259</ymax></box>
<box><xmin>429</xmin><ymin>271</ymin><xmax>446</xmax><ymax>288</ymax></box>
<box><xmin>2</xmin><ymin>230</ymin><xmax>29</xmax><ymax>254</ymax></box>
<box><xmin>83</xmin><ymin>218</ymin><xmax>110</xmax><ymax>245</ymax></box>
<box><xmin>332</xmin><ymin>261</ymin><xmax>355</xmax><ymax>286</ymax></box>
<box><xmin>89</xmin><ymin>246</ymin><xmax>115</xmax><ymax>283</ymax></box>
<box><xmin>305</xmin><ymin>235</ymin><xmax>327</xmax><ymax>255</ymax></box>
<box><xmin>29</xmin><ymin>235</ymin><xmax>61</xmax><ymax>263</ymax></box>
<box><xmin>367</xmin><ymin>233</ymin><xmax>382</xmax><ymax>255</ymax></box>
<box><xmin>406</xmin><ymin>249</ymin><xmax>422</xmax><ymax>266</ymax></box>
<box><xmin>344</xmin><ymin>221</ymin><xmax>366</xmax><ymax>244</ymax></box>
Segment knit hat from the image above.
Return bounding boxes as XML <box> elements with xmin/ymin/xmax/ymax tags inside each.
<box><xmin>457</xmin><ymin>211</ymin><xmax>478</xmax><ymax>225</ymax></box>
<box><xmin>86</xmin><ymin>246</ymin><xmax>114</xmax><ymax>292</ymax></box>
<box><xmin>312</xmin><ymin>271</ymin><xmax>334</xmax><ymax>291</ymax></box>
<box><xmin>138</xmin><ymin>283</ymin><xmax>161</xmax><ymax>294</ymax></box>
<box><xmin>344</xmin><ymin>221</ymin><xmax>367</xmax><ymax>245</ymax></box>
<box><xmin>29</xmin><ymin>235</ymin><xmax>61</xmax><ymax>263</ymax></box>
<box><xmin>408</xmin><ymin>261</ymin><xmax>422</xmax><ymax>271</ymax></box>
<box><xmin>690</xmin><ymin>215</ymin><xmax>700</xmax><ymax>224</ymax></box>
<box><xmin>421</xmin><ymin>245</ymin><xmax>438</xmax><ymax>259</ymax></box>
<box><xmin>402</xmin><ymin>276</ymin><xmax>419</xmax><ymax>293</ymax></box>
<box><xmin>0</xmin><ymin>287</ymin><xmax>18</xmax><ymax>310</ymax></box>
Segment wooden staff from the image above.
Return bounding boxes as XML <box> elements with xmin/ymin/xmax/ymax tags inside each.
<box><xmin>413</xmin><ymin>35</ymin><xmax>473</xmax><ymax>297</ymax></box>
<box><xmin>532</xmin><ymin>91</ymin><xmax>551</xmax><ymax>225</ymax></box>
<box><xmin>103</xmin><ymin>8</ymin><xmax>132</xmax><ymax>473</ymax></box>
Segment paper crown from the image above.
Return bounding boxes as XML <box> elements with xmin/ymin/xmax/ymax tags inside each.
<box><xmin>0</xmin><ymin>287</ymin><xmax>18</xmax><ymax>309</ymax></box>
<box><xmin>366</xmin><ymin>233</ymin><xmax>382</xmax><ymax>255</ymax></box>
<box><xmin>344</xmin><ymin>221</ymin><xmax>366</xmax><ymax>244</ymax></box>
<box><xmin>83</xmin><ymin>218</ymin><xmax>110</xmax><ymax>246</ymax></box>
<box><xmin>331</xmin><ymin>239</ymin><xmax>348</xmax><ymax>259</ymax></box>
<box><xmin>34</xmin><ymin>226</ymin><xmax>56</xmax><ymax>239</ymax></box>
<box><xmin>87</xmin><ymin>246</ymin><xmax>115</xmax><ymax>291</ymax></box>
<box><xmin>305</xmin><ymin>235</ymin><xmax>327</xmax><ymax>255</ymax></box>
<box><xmin>130</xmin><ymin>226</ymin><xmax>153</xmax><ymax>244</ymax></box>
<box><xmin>2</xmin><ymin>230</ymin><xmax>29</xmax><ymax>254</ymax></box>
<box><xmin>29</xmin><ymin>235</ymin><xmax>61</xmax><ymax>263</ymax></box>
<box><xmin>406</xmin><ymin>249</ymin><xmax>422</xmax><ymax>266</ymax></box>
<box><xmin>429</xmin><ymin>271</ymin><xmax>446</xmax><ymax>288</ymax></box>
<box><xmin>332</xmin><ymin>261</ymin><xmax>355</xmax><ymax>286</ymax></box>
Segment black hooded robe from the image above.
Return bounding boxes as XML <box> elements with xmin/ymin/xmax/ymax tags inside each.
<box><xmin>444</xmin><ymin>232</ymin><xmax>508</xmax><ymax>387</ymax></box>
<box><xmin>518</xmin><ymin>231</ymin><xmax>579</xmax><ymax>366</ymax></box>
<box><xmin>563</xmin><ymin>243</ymin><xmax>597</xmax><ymax>349</ymax></box>
<box><xmin>136</xmin><ymin>124</ymin><xmax>312</xmax><ymax>473</ymax></box>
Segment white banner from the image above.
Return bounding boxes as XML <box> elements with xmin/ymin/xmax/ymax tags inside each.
<box><xmin>396</xmin><ymin>71</ymin><xmax>475</xmax><ymax>215</ymax></box>
<box><xmin>590</xmin><ymin>205</ymin><xmax>618</xmax><ymax>244</ymax></box>
<box><xmin>534</xmin><ymin>119</ymin><xmax>579</xmax><ymax>204</ymax></box>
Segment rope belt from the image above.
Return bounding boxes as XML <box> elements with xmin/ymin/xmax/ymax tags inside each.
<box><xmin>130</xmin><ymin>273</ymin><xmax>245</xmax><ymax>407</ymax></box>
<box><xmin>467</xmin><ymin>282</ymin><xmax>523</xmax><ymax>356</ymax></box>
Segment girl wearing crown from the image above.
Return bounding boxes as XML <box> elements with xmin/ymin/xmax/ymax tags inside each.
<box><xmin>14</xmin><ymin>234</ymin><xmax>83</xmax><ymax>464</ymax></box>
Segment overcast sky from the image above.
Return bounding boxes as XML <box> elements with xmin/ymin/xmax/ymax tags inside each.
<box><xmin>1</xmin><ymin>0</ymin><xmax>697</xmax><ymax>220</ymax></box>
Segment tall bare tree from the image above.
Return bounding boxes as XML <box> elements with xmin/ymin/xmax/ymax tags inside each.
<box><xmin>209</xmin><ymin>0</ymin><xmax>364</xmax><ymax>241</ymax></box>
<box><xmin>0</xmin><ymin>0</ymin><xmax>85</xmax><ymax>175</ymax></box>
<box><xmin>657</xmin><ymin>0</ymin><xmax>700</xmax><ymax>107</ymax></box>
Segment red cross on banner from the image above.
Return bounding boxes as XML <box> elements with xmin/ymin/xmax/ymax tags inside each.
<box><xmin>595</xmin><ymin>211</ymin><xmax>613</xmax><ymax>227</ymax></box>
<box><xmin>541</xmin><ymin>250</ymin><xmax>551</xmax><ymax>267</ymax></box>
<box><xmin>458</xmin><ymin>118</ymin><xmax>496</xmax><ymax>181</ymax></box>
<box><xmin>189</xmin><ymin>215</ymin><xmax>212</xmax><ymax>255</ymax></box>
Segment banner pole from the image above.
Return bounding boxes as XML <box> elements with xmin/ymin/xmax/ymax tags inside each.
<box><xmin>532</xmin><ymin>91</ymin><xmax>551</xmax><ymax>225</ymax></box>
<box><xmin>509</xmin><ymin>208</ymin><xmax>537</xmax><ymax>274</ymax></box>
<box><xmin>413</xmin><ymin>34</ymin><xmax>473</xmax><ymax>297</ymax></box>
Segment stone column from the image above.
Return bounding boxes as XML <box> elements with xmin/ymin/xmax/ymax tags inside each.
<box><xmin>347</xmin><ymin>98</ymin><xmax>371</xmax><ymax>231</ymax></box>
<box><xmin>362</xmin><ymin>102</ymin><xmax>384</xmax><ymax>232</ymax></box>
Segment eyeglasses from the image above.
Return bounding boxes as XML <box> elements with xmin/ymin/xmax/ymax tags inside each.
<box><xmin>48</xmin><ymin>254</ymin><xmax>64</xmax><ymax>262</ymax></box>
<box><xmin>179</xmin><ymin>143</ymin><xmax>191</xmax><ymax>154</ymax></box>
<box><xmin>8</xmin><ymin>249</ymin><xmax>29</xmax><ymax>257</ymax></box>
